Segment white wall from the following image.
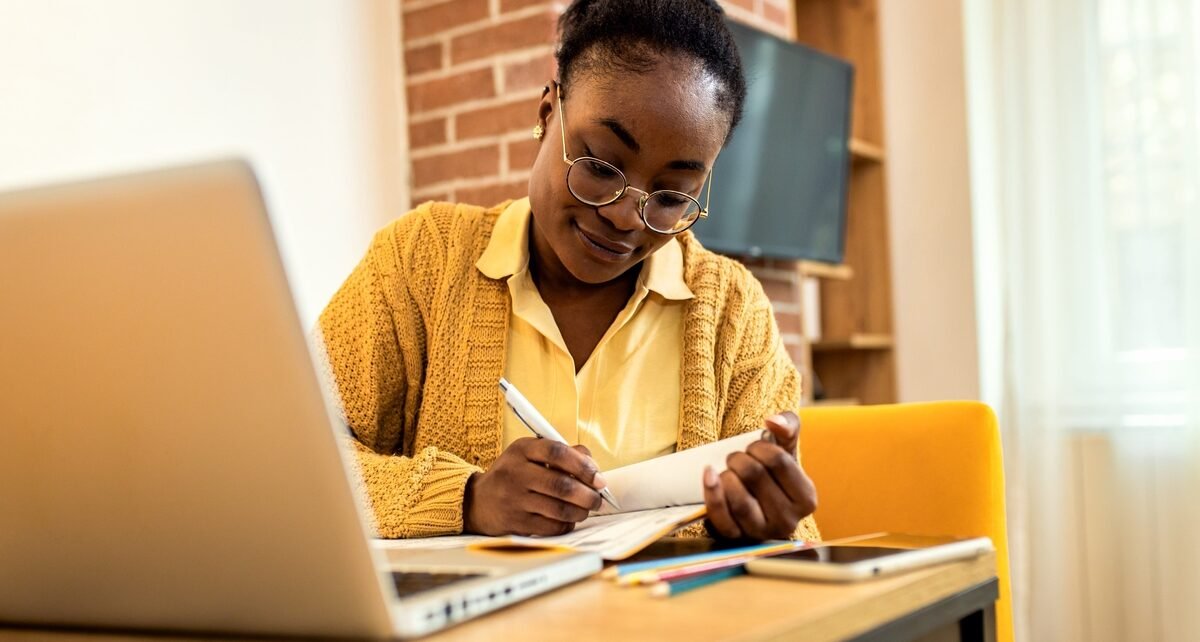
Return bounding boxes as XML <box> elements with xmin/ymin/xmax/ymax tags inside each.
<box><xmin>878</xmin><ymin>0</ymin><xmax>982</xmax><ymax>401</ymax></box>
<box><xmin>0</xmin><ymin>0</ymin><xmax>407</xmax><ymax>325</ymax></box>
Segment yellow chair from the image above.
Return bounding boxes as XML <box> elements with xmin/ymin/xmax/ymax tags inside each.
<box><xmin>799</xmin><ymin>402</ymin><xmax>1013</xmax><ymax>642</ymax></box>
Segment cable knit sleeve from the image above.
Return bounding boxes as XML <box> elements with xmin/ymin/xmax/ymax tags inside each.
<box><xmin>717</xmin><ymin>267</ymin><xmax>821</xmax><ymax>542</ymax></box>
<box><xmin>720</xmin><ymin>269</ymin><xmax>804</xmax><ymax>439</ymax></box>
<box><xmin>315</xmin><ymin>213</ymin><xmax>481</xmax><ymax>538</ymax></box>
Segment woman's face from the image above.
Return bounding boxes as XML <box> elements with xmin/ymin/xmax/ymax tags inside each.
<box><xmin>526</xmin><ymin>55</ymin><xmax>729</xmax><ymax>286</ymax></box>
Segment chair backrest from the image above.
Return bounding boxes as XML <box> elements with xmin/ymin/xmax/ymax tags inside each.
<box><xmin>799</xmin><ymin>401</ymin><xmax>1013</xmax><ymax>642</ymax></box>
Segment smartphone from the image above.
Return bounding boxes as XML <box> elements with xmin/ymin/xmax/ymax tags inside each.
<box><xmin>745</xmin><ymin>533</ymin><xmax>993</xmax><ymax>582</ymax></box>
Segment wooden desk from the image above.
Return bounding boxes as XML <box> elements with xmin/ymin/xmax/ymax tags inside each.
<box><xmin>427</xmin><ymin>550</ymin><xmax>997</xmax><ymax>642</ymax></box>
<box><xmin>0</xmin><ymin>552</ymin><xmax>996</xmax><ymax>642</ymax></box>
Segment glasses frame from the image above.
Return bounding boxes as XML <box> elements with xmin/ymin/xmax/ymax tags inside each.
<box><xmin>555</xmin><ymin>89</ymin><xmax>712</xmax><ymax>235</ymax></box>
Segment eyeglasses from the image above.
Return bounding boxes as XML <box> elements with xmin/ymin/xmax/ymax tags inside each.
<box><xmin>555</xmin><ymin>89</ymin><xmax>712</xmax><ymax>235</ymax></box>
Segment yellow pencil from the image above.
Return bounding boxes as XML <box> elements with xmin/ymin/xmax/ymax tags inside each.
<box><xmin>616</xmin><ymin>541</ymin><xmax>804</xmax><ymax>586</ymax></box>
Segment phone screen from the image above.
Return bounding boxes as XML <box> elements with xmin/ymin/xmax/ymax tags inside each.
<box><xmin>772</xmin><ymin>546</ymin><xmax>909</xmax><ymax>565</ymax></box>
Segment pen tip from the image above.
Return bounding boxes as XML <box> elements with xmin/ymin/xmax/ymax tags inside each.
<box><xmin>498</xmin><ymin>378</ymin><xmax>508</xmax><ymax>391</ymax></box>
<box><xmin>601</xmin><ymin>488</ymin><xmax>621</xmax><ymax>510</ymax></box>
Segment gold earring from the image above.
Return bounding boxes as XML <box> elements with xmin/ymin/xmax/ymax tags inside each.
<box><xmin>532</xmin><ymin>123</ymin><xmax>545</xmax><ymax>140</ymax></box>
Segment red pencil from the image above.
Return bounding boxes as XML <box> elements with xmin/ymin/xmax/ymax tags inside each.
<box><xmin>638</xmin><ymin>544</ymin><xmax>810</xmax><ymax>585</ymax></box>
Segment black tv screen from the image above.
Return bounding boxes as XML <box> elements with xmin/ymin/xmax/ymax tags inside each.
<box><xmin>694</xmin><ymin>20</ymin><xmax>854</xmax><ymax>263</ymax></box>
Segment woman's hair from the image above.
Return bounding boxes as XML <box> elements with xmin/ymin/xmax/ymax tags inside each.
<box><xmin>556</xmin><ymin>0</ymin><xmax>747</xmax><ymax>139</ymax></box>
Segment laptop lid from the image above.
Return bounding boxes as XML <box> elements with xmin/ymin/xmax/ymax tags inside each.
<box><xmin>0</xmin><ymin>161</ymin><xmax>395</xmax><ymax>638</ymax></box>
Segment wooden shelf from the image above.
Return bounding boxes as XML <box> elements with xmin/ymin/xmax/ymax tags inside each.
<box><xmin>811</xmin><ymin>334</ymin><xmax>894</xmax><ymax>352</ymax></box>
<box><xmin>792</xmin><ymin>0</ymin><xmax>898</xmax><ymax>405</ymax></box>
<box><xmin>849</xmin><ymin>138</ymin><xmax>885</xmax><ymax>163</ymax></box>
<box><xmin>798</xmin><ymin>260</ymin><xmax>854</xmax><ymax>281</ymax></box>
<box><xmin>810</xmin><ymin>398</ymin><xmax>861</xmax><ymax>407</ymax></box>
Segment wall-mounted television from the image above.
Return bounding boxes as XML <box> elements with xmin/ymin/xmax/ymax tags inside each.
<box><xmin>694</xmin><ymin>20</ymin><xmax>854</xmax><ymax>264</ymax></box>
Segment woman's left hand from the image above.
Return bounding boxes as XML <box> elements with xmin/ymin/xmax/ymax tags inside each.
<box><xmin>702</xmin><ymin>411</ymin><xmax>818</xmax><ymax>540</ymax></box>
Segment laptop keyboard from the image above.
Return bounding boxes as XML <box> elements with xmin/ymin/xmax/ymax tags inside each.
<box><xmin>391</xmin><ymin>571</ymin><xmax>486</xmax><ymax>598</ymax></box>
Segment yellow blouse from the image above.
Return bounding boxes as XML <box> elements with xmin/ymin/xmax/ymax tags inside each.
<box><xmin>314</xmin><ymin>199</ymin><xmax>818</xmax><ymax>541</ymax></box>
<box><xmin>475</xmin><ymin>199</ymin><xmax>693</xmax><ymax>472</ymax></box>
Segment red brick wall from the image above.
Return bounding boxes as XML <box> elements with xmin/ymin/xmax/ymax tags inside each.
<box><xmin>399</xmin><ymin>0</ymin><xmax>805</xmax><ymax>361</ymax></box>
<box><xmin>401</xmin><ymin>0</ymin><xmax>792</xmax><ymax>204</ymax></box>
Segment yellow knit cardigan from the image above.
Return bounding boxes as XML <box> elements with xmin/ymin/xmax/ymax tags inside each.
<box><xmin>316</xmin><ymin>200</ymin><xmax>820</xmax><ymax>541</ymax></box>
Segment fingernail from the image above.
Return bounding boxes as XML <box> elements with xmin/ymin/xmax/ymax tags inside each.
<box><xmin>703</xmin><ymin>465</ymin><xmax>718</xmax><ymax>488</ymax></box>
<box><xmin>592</xmin><ymin>472</ymin><xmax>608</xmax><ymax>489</ymax></box>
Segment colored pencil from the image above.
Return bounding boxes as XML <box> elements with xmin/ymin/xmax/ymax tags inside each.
<box><xmin>616</xmin><ymin>541</ymin><xmax>808</xmax><ymax>586</ymax></box>
<box><xmin>603</xmin><ymin>540</ymin><xmax>803</xmax><ymax>580</ymax></box>
<box><xmin>649</xmin><ymin>566</ymin><xmax>746</xmax><ymax>598</ymax></box>
<box><xmin>623</xmin><ymin>552</ymin><xmax>770</xmax><ymax>586</ymax></box>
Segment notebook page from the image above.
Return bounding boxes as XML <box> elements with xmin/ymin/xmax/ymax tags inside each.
<box><xmin>373</xmin><ymin>505</ymin><xmax>704</xmax><ymax>560</ymax></box>
<box><xmin>503</xmin><ymin>505</ymin><xmax>705</xmax><ymax>560</ymax></box>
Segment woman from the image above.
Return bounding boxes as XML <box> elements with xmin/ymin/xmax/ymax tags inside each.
<box><xmin>317</xmin><ymin>0</ymin><xmax>819</xmax><ymax>542</ymax></box>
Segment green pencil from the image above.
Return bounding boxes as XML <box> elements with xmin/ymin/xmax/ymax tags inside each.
<box><xmin>649</xmin><ymin>565</ymin><xmax>746</xmax><ymax>598</ymax></box>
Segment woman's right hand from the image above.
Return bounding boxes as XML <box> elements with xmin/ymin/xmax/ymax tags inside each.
<box><xmin>462</xmin><ymin>438</ymin><xmax>607</xmax><ymax>536</ymax></box>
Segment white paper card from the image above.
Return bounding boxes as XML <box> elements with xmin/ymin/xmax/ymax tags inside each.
<box><xmin>597</xmin><ymin>430</ymin><xmax>765</xmax><ymax>515</ymax></box>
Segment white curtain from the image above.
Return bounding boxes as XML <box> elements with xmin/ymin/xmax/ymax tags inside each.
<box><xmin>965</xmin><ymin>0</ymin><xmax>1200</xmax><ymax>639</ymax></box>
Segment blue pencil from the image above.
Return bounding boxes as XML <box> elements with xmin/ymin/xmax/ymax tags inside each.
<box><xmin>603</xmin><ymin>541</ymin><xmax>796</xmax><ymax>579</ymax></box>
<box><xmin>649</xmin><ymin>565</ymin><xmax>747</xmax><ymax>598</ymax></box>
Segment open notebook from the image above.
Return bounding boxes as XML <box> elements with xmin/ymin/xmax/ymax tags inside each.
<box><xmin>376</xmin><ymin>431</ymin><xmax>766</xmax><ymax>560</ymax></box>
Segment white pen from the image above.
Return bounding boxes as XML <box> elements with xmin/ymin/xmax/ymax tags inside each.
<box><xmin>498</xmin><ymin>377</ymin><xmax>621</xmax><ymax>511</ymax></box>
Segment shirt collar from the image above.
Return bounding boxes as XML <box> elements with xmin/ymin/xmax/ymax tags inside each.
<box><xmin>475</xmin><ymin>198</ymin><xmax>693</xmax><ymax>301</ymax></box>
<box><xmin>476</xmin><ymin>198</ymin><xmax>531</xmax><ymax>279</ymax></box>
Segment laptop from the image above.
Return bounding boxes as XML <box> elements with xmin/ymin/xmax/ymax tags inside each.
<box><xmin>0</xmin><ymin>160</ymin><xmax>601</xmax><ymax>639</ymax></box>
